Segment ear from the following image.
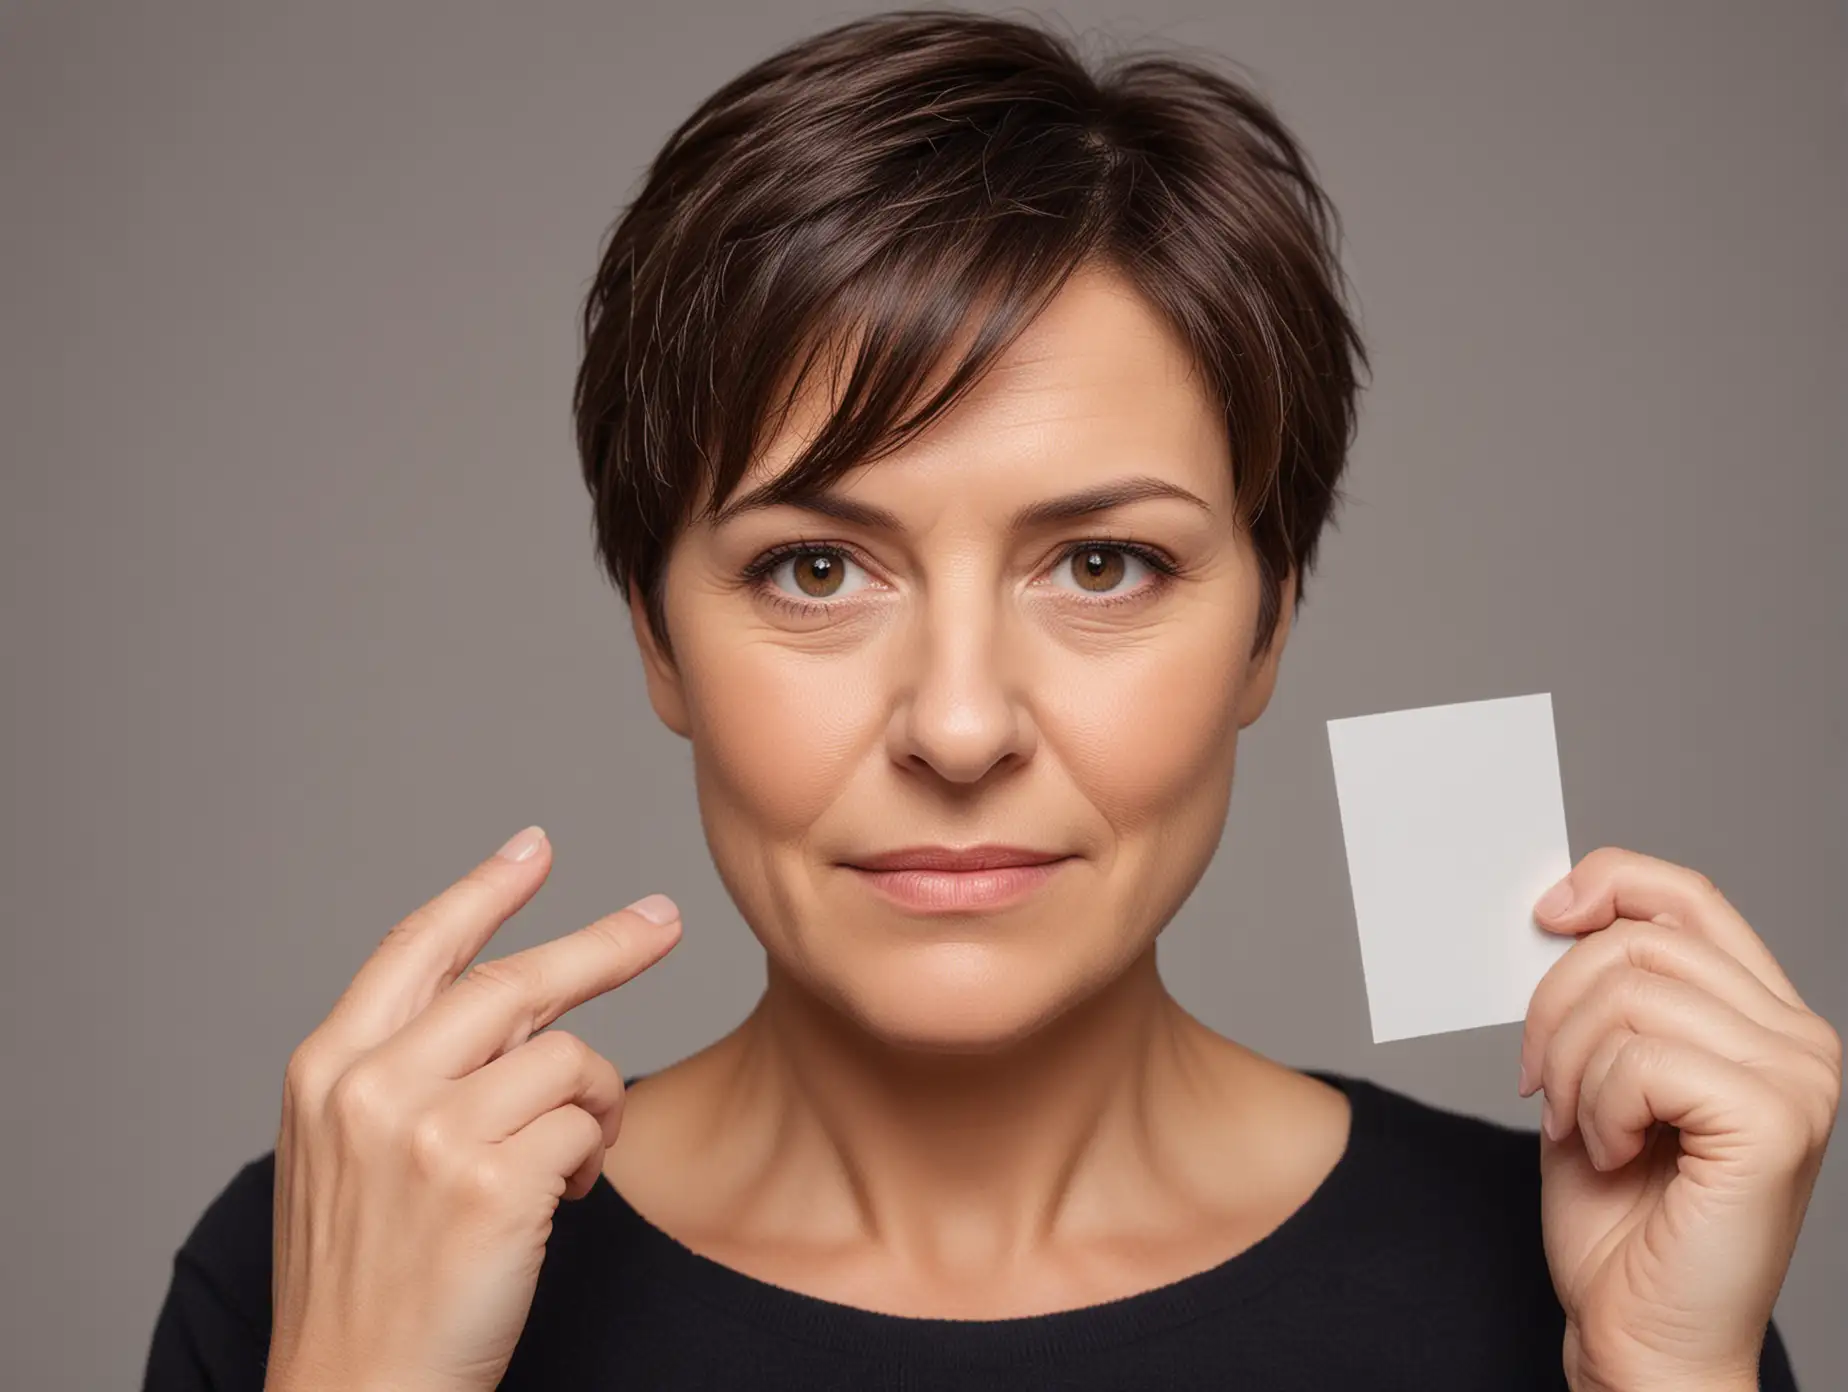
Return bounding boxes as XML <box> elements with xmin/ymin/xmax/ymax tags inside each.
<box><xmin>1234</xmin><ymin>566</ymin><xmax>1297</xmax><ymax>730</ymax></box>
<box><xmin>627</xmin><ymin>579</ymin><xmax>692</xmax><ymax>739</ymax></box>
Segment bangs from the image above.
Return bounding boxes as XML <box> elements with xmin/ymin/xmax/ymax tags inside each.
<box><xmin>577</xmin><ymin>11</ymin><xmax>1368</xmax><ymax>663</ymax></box>
<box><xmin>684</xmin><ymin>129</ymin><xmax>1126</xmax><ymax>527</ymax></box>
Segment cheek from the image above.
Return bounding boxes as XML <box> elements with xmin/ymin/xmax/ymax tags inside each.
<box><xmin>1042</xmin><ymin>626</ymin><xmax>1248</xmax><ymax>830</ymax></box>
<box><xmin>680</xmin><ymin>637</ymin><xmax>881</xmax><ymax>841</ymax></box>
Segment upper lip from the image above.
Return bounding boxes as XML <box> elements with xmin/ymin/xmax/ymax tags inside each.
<box><xmin>846</xmin><ymin>845</ymin><xmax>1071</xmax><ymax>872</ymax></box>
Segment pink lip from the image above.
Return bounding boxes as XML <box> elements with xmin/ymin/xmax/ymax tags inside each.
<box><xmin>850</xmin><ymin>845</ymin><xmax>1067</xmax><ymax>872</ymax></box>
<box><xmin>843</xmin><ymin>846</ymin><xmax>1072</xmax><ymax>913</ymax></box>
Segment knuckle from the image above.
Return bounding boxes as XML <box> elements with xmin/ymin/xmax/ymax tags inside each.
<box><xmin>326</xmin><ymin>1061</ymin><xmax>400</xmax><ymax>1134</ymax></box>
<box><xmin>451</xmin><ymin>867</ymin><xmax>507</xmax><ymax>912</ymax></box>
<box><xmin>1791</xmin><ymin>1050</ymin><xmax>1841</xmax><ymax>1132</ymax></box>
<box><xmin>581</xmin><ymin>914</ymin><xmax>640</xmax><ymax>956</ymax></box>
<box><xmin>566</xmin><ymin>1104</ymin><xmax>606</xmax><ymax>1152</ymax></box>
<box><xmin>457</xmin><ymin>1151</ymin><xmax>514</xmax><ymax>1205</ymax></box>
<box><xmin>407</xmin><ymin>1110</ymin><xmax>459</xmax><ymax>1173</ymax></box>
<box><xmin>1818</xmin><ymin>1076</ymin><xmax>1843</xmax><ymax>1138</ymax></box>
<box><xmin>404</xmin><ymin>872</ymin><xmax>504</xmax><ymax>944</ymax></box>
<box><xmin>1609</xmin><ymin>964</ymin><xmax>1660</xmax><ymax>1010</ymax></box>
<box><xmin>1618</xmin><ymin>918</ymin><xmax>1671</xmax><ymax>953</ymax></box>
<box><xmin>538</xmin><ymin>1028</ymin><xmax>590</xmax><ymax>1066</ymax></box>
<box><xmin>376</xmin><ymin>910</ymin><xmax>425</xmax><ymax>951</ymax></box>
<box><xmin>1814</xmin><ymin>1018</ymin><xmax>1844</xmax><ymax>1071</ymax></box>
<box><xmin>602</xmin><ymin>1068</ymin><xmax>629</xmax><ymax>1117</ymax></box>
<box><xmin>1535</xmin><ymin>1018</ymin><xmax>1564</xmax><ymax>1066</ymax></box>
<box><xmin>284</xmin><ymin>1041</ymin><xmax>339</xmax><ymax>1101</ymax></box>
<box><xmin>1617</xmin><ymin>922</ymin><xmax>1680</xmax><ymax>973</ymax></box>
<box><xmin>1614</xmin><ymin>1031</ymin><xmax>1662</xmax><ymax>1079</ymax></box>
<box><xmin>1764</xmin><ymin>1094</ymin><xmax>1819</xmax><ymax>1167</ymax></box>
<box><xmin>460</xmin><ymin>956</ymin><xmax>537</xmax><ymax>998</ymax></box>
<box><xmin>1583</xmin><ymin>845</ymin><xmax>1622</xmax><ymax>873</ymax></box>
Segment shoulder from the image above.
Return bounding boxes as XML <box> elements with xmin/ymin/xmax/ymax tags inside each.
<box><xmin>1332</xmin><ymin>1069</ymin><xmax>1546</xmax><ymax>1236</ymax></box>
<box><xmin>1337</xmin><ymin>1069</ymin><xmax>1542</xmax><ymax>1198</ymax></box>
<box><xmin>1278</xmin><ymin>1071</ymin><xmax>1568</xmax><ymax>1383</ymax></box>
<box><xmin>1313</xmin><ymin>1069</ymin><xmax>1560</xmax><ymax>1313</ymax></box>
<box><xmin>171</xmin><ymin>1148</ymin><xmax>278</xmax><ymax>1334</ymax></box>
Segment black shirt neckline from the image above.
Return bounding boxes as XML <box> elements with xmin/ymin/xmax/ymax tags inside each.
<box><xmin>585</xmin><ymin>1068</ymin><xmax>1374</xmax><ymax>1364</ymax></box>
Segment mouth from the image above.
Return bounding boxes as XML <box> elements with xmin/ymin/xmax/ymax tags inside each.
<box><xmin>841</xmin><ymin>845</ymin><xmax>1074</xmax><ymax>913</ymax></box>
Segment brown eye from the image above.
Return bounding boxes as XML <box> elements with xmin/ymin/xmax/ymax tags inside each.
<box><xmin>793</xmin><ymin>552</ymin><xmax>842</xmax><ymax>597</ymax></box>
<box><xmin>762</xmin><ymin>547</ymin><xmax>869</xmax><ymax>602</ymax></box>
<box><xmin>1069</xmin><ymin>547</ymin><xmax>1126</xmax><ymax>592</ymax></box>
<box><xmin>1047</xmin><ymin>544</ymin><xmax>1162</xmax><ymax>599</ymax></box>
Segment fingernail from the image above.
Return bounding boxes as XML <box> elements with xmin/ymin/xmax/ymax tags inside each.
<box><xmin>1535</xmin><ymin>877</ymin><xmax>1574</xmax><ymax>918</ymax></box>
<box><xmin>495</xmin><ymin>826</ymin><xmax>547</xmax><ymax>862</ymax></box>
<box><xmin>1517</xmin><ymin>1060</ymin><xmax>1532</xmax><ymax>1096</ymax></box>
<box><xmin>626</xmin><ymin>893</ymin><xmax>679</xmax><ymax>925</ymax></box>
<box><xmin>1541</xmin><ymin>1097</ymin><xmax>1564</xmax><ymax>1141</ymax></box>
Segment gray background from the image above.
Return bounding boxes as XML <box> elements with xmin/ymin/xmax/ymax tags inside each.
<box><xmin>3</xmin><ymin>1</ymin><xmax>1842</xmax><ymax>1387</ymax></box>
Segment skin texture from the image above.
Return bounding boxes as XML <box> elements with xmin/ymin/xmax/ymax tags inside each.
<box><xmin>601</xmin><ymin>259</ymin><xmax>1842</xmax><ymax>1386</ymax></box>
<box><xmin>602</xmin><ymin>261</ymin><xmax>1356</xmax><ymax>1316</ymax></box>
<box><xmin>260</xmin><ymin>258</ymin><xmax>1834</xmax><ymax>1392</ymax></box>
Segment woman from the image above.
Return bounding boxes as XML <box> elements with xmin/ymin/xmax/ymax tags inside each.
<box><xmin>143</xmin><ymin>11</ymin><xmax>1837</xmax><ymax>1391</ymax></box>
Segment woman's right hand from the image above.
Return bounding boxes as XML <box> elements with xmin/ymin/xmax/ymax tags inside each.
<box><xmin>263</xmin><ymin>825</ymin><xmax>681</xmax><ymax>1392</ymax></box>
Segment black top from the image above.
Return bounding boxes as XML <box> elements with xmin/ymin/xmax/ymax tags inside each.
<box><xmin>142</xmin><ymin>1068</ymin><xmax>1800</xmax><ymax>1390</ymax></box>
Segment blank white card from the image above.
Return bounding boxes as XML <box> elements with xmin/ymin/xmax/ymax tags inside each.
<box><xmin>1326</xmin><ymin>692</ymin><xmax>1575</xmax><ymax>1044</ymax></box>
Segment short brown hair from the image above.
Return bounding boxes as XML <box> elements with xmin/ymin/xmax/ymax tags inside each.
<box><xmin>574</xmin><ymin>8</ymin><xmax>1368</xmax><ymax>662</ymax></box>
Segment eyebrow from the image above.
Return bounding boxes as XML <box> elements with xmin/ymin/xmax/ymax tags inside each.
<box><xmin>712</xmin><ymin>474</ymin><xmax>1215</xmax><ymax>532</ymax></box>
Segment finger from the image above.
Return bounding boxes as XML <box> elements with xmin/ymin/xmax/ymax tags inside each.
<box><xmin>564</xmin><ymin>1148</ymin><xmax>606</xmax><ymax>1202</ymax></box>
<box><xmin>1520</xmin><ymin>916</ymin><xmax>1819</xmax><ymax>1097</ymax></box>
<box><xmin>1576</xmin><ymin>1032</ymin><xmax>1814</xmax><ymax>1177</ymax></box>
<box><xmin>1535</xmin><ymin>962</ymin><xmax>1791</xmax><ymax>1145</ymax></box>
<box><xmin>497</xmin><ymin>1104</ymin><xmax>610</xmax><ymax>1201</ymax></box>
<box><xmin>1568</xmin><ymin>1025</ymin><xmax>1640</xmax><ymax>1168</ymax></box>
<box><xmin>446</xmin><ymin>1029</ymin><xmax>628</xmax><ymax>1150</ymax></box>
<box><xmin>1566</xmin><ymin>1031</ymin><xmax>1683</xmax><ymax>1175</ymax></box>
<box><xmin>319</xmin><ymin>826</ymin><xmax>555</xmax><ymax>1057</ymax></box>
<box><xmin>1530</xmin><ymin>846</ymin><xmax>1805</xmax><ymax>1012</ymax></box>
<box><xmin>374</xmin><ymin>895</ymin><xmax>681</xmax><ymax>1079</ymax></box>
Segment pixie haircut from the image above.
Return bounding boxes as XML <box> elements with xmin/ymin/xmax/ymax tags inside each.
<box><xmin>575</xmin><ymin>8</ymin><xmax>1368</xmax><ymax>664</ymax></box>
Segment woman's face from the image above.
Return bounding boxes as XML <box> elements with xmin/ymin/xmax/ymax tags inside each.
<box><xmin>633</xmin><ymin>263</ymin><xmax>1294</xmax><ymax>1051</ymax></box>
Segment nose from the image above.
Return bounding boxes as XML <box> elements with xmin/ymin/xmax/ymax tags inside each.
<box><xmin>885</xmin><ymin>589</ymin><xmax>1037</xmax><ymax>784</ymax></box>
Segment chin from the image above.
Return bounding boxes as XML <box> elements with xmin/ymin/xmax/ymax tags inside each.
<box><xmin>820</xmin><ymin>939</ymin><xmax>1106</xmax><ymax>1055</ymax></box>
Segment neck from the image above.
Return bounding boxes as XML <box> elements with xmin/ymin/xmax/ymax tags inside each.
<box><xmin>707</xmin><ymin>947</ymin><xmax>1265</xmax><ymax>1269</ymax></box>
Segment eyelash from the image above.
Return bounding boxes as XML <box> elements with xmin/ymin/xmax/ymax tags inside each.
<box><xmin>738</xmin><ymin>538</ymin><xmax>1184</xmax><ymax>618</ymax></box>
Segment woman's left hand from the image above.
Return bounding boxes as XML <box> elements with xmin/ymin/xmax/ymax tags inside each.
<box><xmin>1519</xmin><ymin>845</ymin><xmax>1840</xmax><ymax>1392</ymax></box>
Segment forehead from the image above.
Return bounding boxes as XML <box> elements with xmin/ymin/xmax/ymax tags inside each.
<box><xmin>743</xmin><ymin>264</ymin><xmax>1231</xmax><ymax>506</ymax></box>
